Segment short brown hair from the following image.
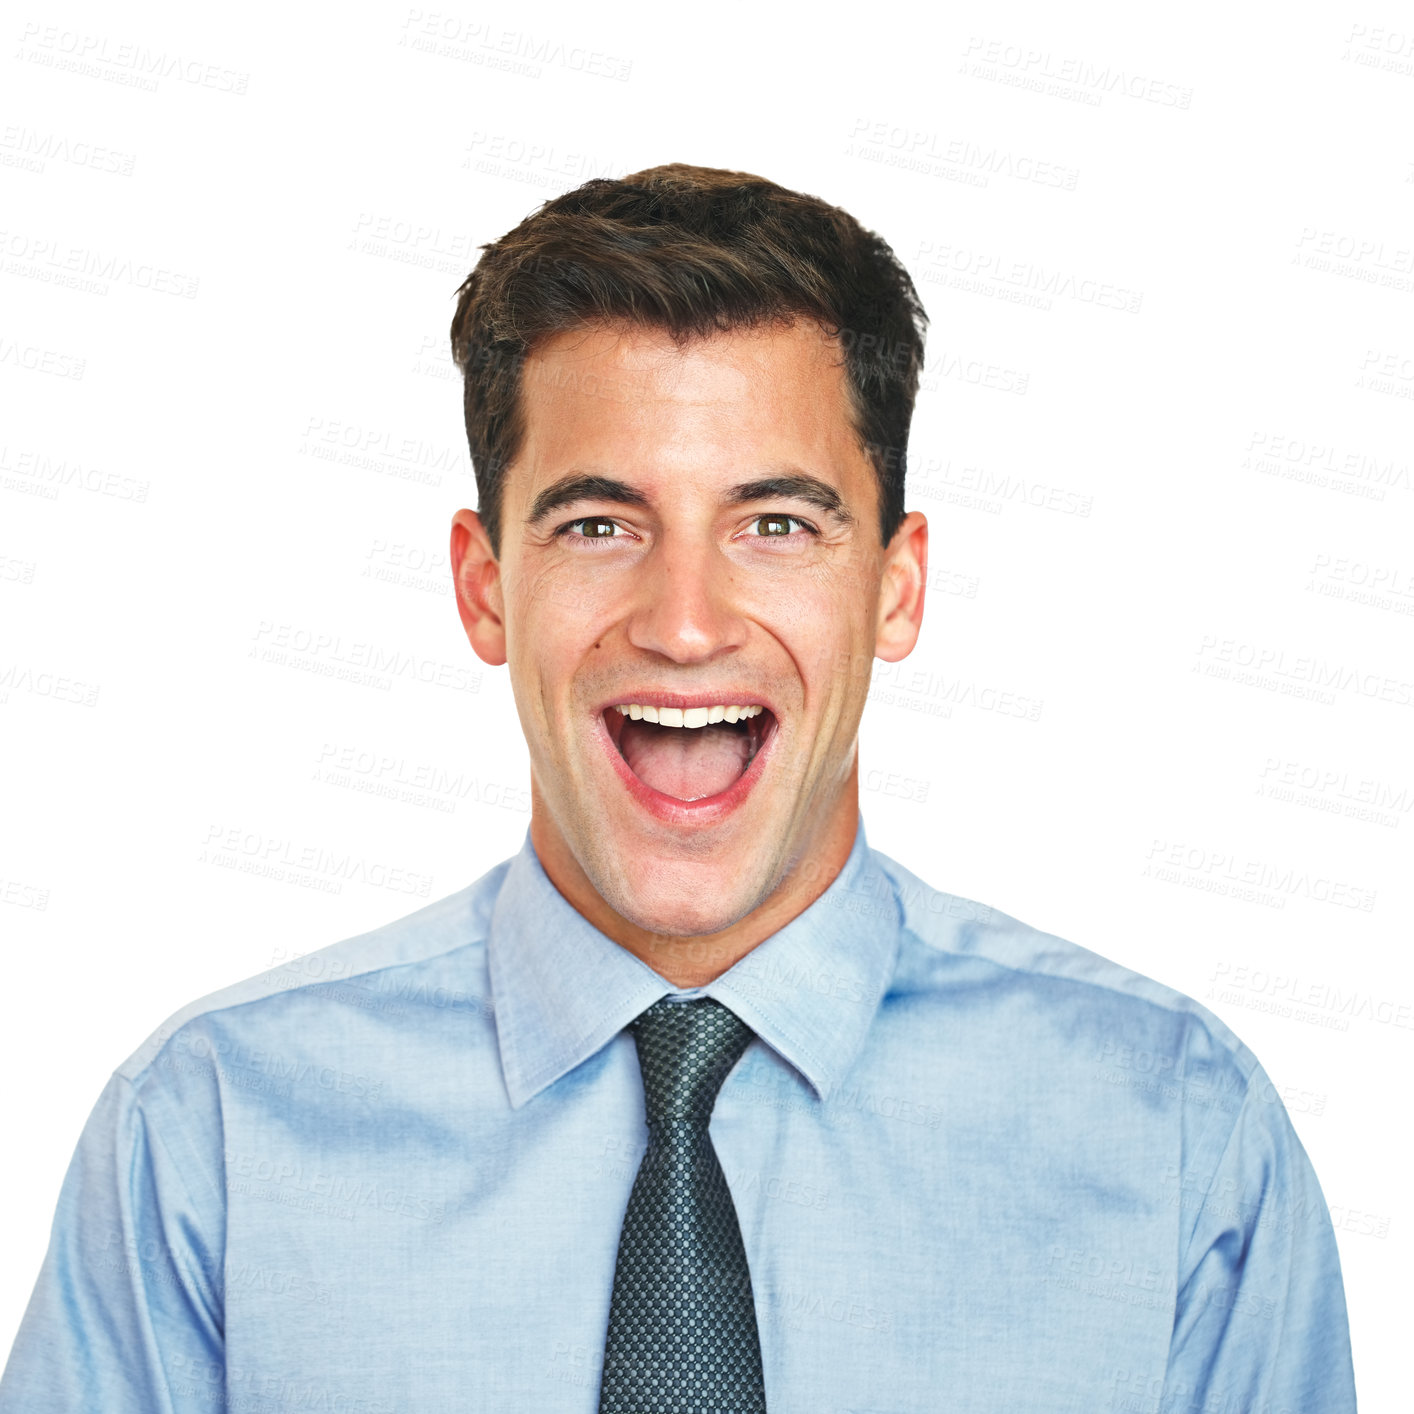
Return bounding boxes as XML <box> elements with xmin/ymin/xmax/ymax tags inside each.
<box><xmin>449</xmin><ymin>163</ymin><xmax>927</xmax><ymax>555</ymax></box>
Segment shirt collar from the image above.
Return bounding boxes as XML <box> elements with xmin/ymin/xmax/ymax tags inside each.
<box><xmin>487</xmin><ymin>815</ymin><xmax>900</xmax><ymax>1109</ymax></box>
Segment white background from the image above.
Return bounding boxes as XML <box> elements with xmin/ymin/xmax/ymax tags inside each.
<box><xmin>2</xmin><ymin>0</ymin><xmax>1411</xmax><ymax>1402</ymax></box>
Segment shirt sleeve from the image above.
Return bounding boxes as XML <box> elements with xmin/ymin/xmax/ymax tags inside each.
<box><xmin>1164</xmin><ymin>1062</ymin><xmax>1357</xmax><ymax>1412</ymax></box>
<box><xmin>0</xmin><ymin>1071</ymin><xmax>226</xmax><ymax>1413</ymax></box>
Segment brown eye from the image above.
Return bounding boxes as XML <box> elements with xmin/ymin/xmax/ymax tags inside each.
<box><xmin>754</xmin><ymin>515</ymin><xmax>796</xmax><ymax>536</ymax></box>
<box><xmin>574</xmin><ymin>518</ymin><xmax>617</xmax><ymax>538</ymax></box>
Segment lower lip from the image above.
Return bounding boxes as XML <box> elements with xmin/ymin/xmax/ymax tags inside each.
<box><xmin>592</xmin><ymin>713</ymin><xmax>778</xmax><ymax>826</ymax></box>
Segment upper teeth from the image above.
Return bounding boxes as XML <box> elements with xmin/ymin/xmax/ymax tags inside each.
<box><xmin>614</xmin><ymin>704</ymin><xmax>765</xmax><ymax>728</ymax></box>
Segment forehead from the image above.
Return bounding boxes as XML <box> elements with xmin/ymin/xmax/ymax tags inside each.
<box><xmin>511</xmin><ymin>320</ymin><xmax>863</xmax><ymax>482</ymax></box>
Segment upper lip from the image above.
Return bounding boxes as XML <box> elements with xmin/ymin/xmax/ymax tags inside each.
<box><xmin>597</xmin><ymin>692</ymin><xmax>777</xmax><ymax>715</ymax></box>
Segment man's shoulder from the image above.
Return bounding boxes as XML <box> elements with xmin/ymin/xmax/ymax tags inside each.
<box><xmin>115</xmin><ymin>855</ymin><xmax>513</xmax><ymax>1085</ymax></box>
<box><xmin>872</xmin><ymin>848</ymin><xmax>1256</xmax><ymax>1079</ymax></box>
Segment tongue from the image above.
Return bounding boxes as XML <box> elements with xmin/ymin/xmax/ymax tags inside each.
<box><xmin>618</xmin><ymin>720</ymin><xmax>751</xmax><ymax>801</ymax></box>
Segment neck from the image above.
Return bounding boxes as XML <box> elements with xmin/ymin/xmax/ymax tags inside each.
<box><xmin>530</xmin><ymin>783</ymin><xmax>860</xmax><ymax>988</ymax></box>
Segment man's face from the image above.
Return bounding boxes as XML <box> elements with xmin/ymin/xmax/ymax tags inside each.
<box><xmin>455</xmin><ymin>319</ymin><xmax>926</xmax><ymax>940</ymax></box>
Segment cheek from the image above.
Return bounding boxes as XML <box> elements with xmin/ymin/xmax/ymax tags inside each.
<box><xmin>508</xmin><ymin>568</ymin><xmax>592</xmax><ymax>662</ymax></box>
<box><xmin>504</xmin><ymin>573</ymin><xmax>620</xmax><ymax>726</ymax></box>
<box><xmin>515</xmin><ymin>559</ymin><xmax>628</xmax><ymax>629</ymax></box>
<box><xmin>757</xmin><ymin>645</ymin><xmax>867</xmax><ymax>747</ymax></box>
<box><xmin>513</xmin><ymin>561</ymin><xmax>572</xmax><ymax>626</ymax></box>
<box><xmin>764</xmin><ymin>568</ymin><xmax>877</xmax><ymax>678</ymax></box>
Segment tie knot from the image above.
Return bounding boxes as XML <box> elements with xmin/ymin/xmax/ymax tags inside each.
<box><xmin>628</xmin><ymin>997</ymin><xmax>754</xmax><ymax>1126</ymax></box>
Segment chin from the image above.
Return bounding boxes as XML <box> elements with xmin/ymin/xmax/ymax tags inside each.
<box><xmin>595</xmin><ymin>848</ymin><xmax>773</xmax><ymax>941</ymax></box>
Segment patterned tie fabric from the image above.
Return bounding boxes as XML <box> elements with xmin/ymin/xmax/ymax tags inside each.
<box><xmin>597</xmin><ymin>997</ymin><xmax>767</xmax><ymax>1413</ymax></box>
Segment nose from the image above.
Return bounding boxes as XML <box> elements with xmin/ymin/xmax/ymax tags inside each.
<box><xmin>624</xmin><ymin>536</ymin><xmax>749</xmax><ymax>664</ymax></box>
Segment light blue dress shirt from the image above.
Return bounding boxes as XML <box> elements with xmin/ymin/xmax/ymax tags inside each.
<box><xmin>1</xmin><ymin>818</ymin><xmax>1356</xmax><ymax>1412</ymax></box>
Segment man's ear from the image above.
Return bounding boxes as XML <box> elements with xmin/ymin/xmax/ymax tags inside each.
<box><xmin>875</xmin><ymin>510</ymin><xmax>927</xmax><ymax>663</ymax></box>
<box><xmin>450</xmin><ymin>509</ymin><xmax>507</xmax><ymax>667</ymax></box>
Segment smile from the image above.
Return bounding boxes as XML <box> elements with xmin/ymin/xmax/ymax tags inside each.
<box><xmin>599</xmin><ymin>697</ymin><xmax>779</xmax><ymax>818</ymax></box>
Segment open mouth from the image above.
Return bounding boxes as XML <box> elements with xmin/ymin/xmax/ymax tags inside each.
<box><xmin>602</xmin><ymin>701</ymin><xmax>778</xmax><ymax>804</ymax></box>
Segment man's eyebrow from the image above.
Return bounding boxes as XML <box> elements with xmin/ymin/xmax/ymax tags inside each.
<box><xmin>525</xmin><ymin>470</ymin><xmax>856</xmax><ymax>527</ymax></box>
<box><xmin>526</xmin><ymin>474</ymin><xmax>651</xmax><ymax>525</ymax></box>
<box><xmin>725</xmin><ymin>474</ymin><xmax>854</xmax><ymax>525</ymax></box>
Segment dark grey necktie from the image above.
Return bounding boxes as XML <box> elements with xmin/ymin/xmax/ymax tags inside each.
<box><xmin>598</xmin><ymin>996</ymin><xmax>767</xmax><ymax>1413</ymax></box>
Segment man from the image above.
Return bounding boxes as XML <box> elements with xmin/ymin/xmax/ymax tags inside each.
<box><xmin>0</xmin><ymin>165</ymin><xmax>1356</xmax><ymax>1412</ymax></box>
